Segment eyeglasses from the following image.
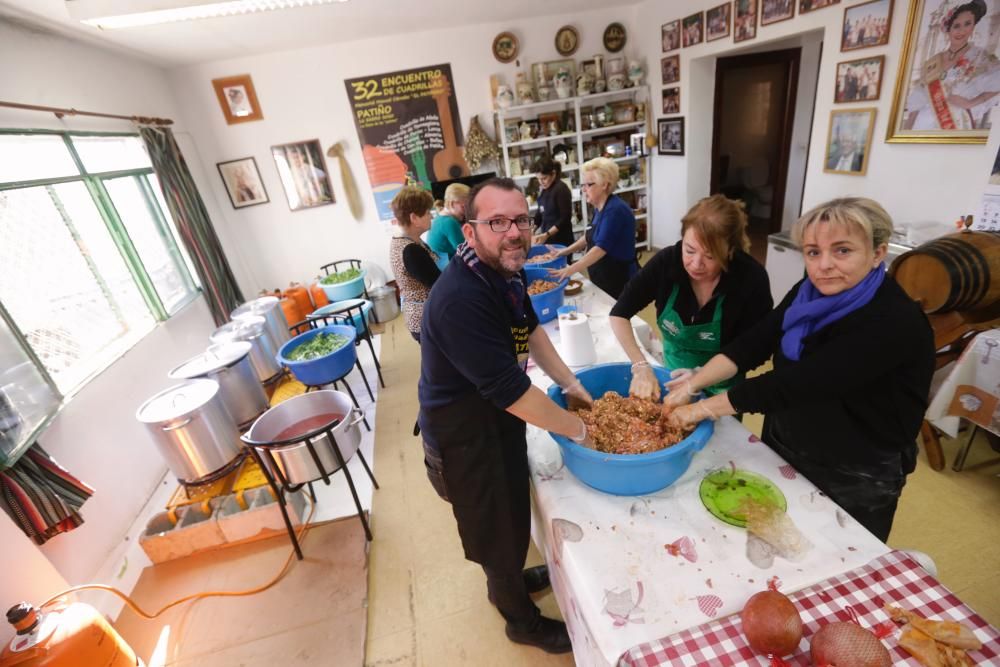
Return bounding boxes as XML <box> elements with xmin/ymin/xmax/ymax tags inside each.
<box><xmin>580</xmin><ymin>182</ymin><xmax>599</xmax><ymax>189</ymax></box>
<box><xmin>468</xmin><ymin>216</ymin><xmax>533</xmax><ymax>233</ymax></box>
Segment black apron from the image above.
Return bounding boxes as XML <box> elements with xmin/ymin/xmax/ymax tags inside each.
<box><xmin>419</xmin><ymin>392</ymin><xmax>530</xmax><ymax>572</ymax></box>
<box><xmin>585</xmin><ymin>225</ymin><xmax>635</xmax><ymax>299</ymax></box>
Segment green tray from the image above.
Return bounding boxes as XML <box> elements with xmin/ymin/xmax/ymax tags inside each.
<box><xmin>698</xmin><ymin>468</ymin><xmax>786</xmax><ymax>527</ymax></box>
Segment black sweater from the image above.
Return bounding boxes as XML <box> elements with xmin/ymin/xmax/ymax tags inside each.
<box><xmin>610</xmin><ymin>241</ymin><xmax>773</xmax><ymax>347</ymax></box>
<box><xmin>533</xmin><ymin>180</ymin><xmax>574</xmax><ymax>247</ymax></box>
<box><xmin>726</xmin><ymin>276</ymin><xmax>935</xmax><ymax>468</ymax></box>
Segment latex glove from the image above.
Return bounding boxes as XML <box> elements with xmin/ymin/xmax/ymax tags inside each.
<box><xmin>664</xmin><ymin>367</ymin><xmax>699</xmax><ymax>391</ymax></box>
<box><xmin>628</xmin><ymin>364</ymin><xmax>661</xmax><ymax>401</ymax></box>
<box><xmin>563</xmin><ymin>379</ymin><xmax>594</xmax><ymax>411</ymax></box>
<box><xmin>661</xmin><ymin>380</ymin><xmax>695</xmax><ymax>418</ymax></box>
<box><xmin>549</xmin><ymin>265</ymin><xmax>575</xmax><ymax>283</ymax></box>
<box><xmin>667</xmin><ymin>400</ymin><xmax>716</xmax><ymax>429</ymax></box>
<box><xmin>531</xmin><ymin>233</ymin><xmax>548</xmax><ymax>246</ymax></box>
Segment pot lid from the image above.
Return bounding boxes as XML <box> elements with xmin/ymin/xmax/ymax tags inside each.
<box><xmin>310</xmin><ymin>299</ymin><xmax>369</xmax><ymax>318</ymax></box>
<box><xmin>231</xmin><ymin>296</ymin><xmax>279</xmax><ymax>319</ymax></box>
<box><xmin>168</xmin><ymin>342</ymin><xmax>252</xmax><ymax>379</ymax></box>
<box><xmin>136</xmin><ymin>379</ymin><xmax>220</xmax><ymax>423</ymax></box>
<box><xmin>211</xmin><ymin>317</ymin><xmax>266</xmax><ymax>343</ymax></box>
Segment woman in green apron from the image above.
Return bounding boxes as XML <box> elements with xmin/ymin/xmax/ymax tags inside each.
<box><xmin>609</xmin><ymin>194</ymin><xmax>773</xmax><ymax>399</ymax></box>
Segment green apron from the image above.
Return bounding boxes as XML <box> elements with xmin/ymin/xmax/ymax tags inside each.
<box><xmin>657</xmin><ymin>284</ymin><xmax>737</xmax><ymax>395</ymax></box>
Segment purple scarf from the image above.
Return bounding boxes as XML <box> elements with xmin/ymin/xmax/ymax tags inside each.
<box><xmin>456</xmin><ymin>242</ymin><xmax>527</xmax><ymax>320</ymax></box>
<box><xmin>780</xmin><ymin>265</ymin><xmax>885</xmax><ymax>361</ymax></box>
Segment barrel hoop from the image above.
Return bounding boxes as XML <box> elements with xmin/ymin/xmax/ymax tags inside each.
<box><xmin>918</xmin><ymin>245</ymin><xmax>969</xmax><ymax>311</ymax></box>
<box><xmin>936</xmin><ymin>238</ymin><xmax>989</xmax><ymax>309</ymax></box>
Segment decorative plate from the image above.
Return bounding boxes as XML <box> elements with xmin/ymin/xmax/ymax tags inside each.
<box><xmin>603</xmin><ymin>22</ymin><xmax>627</xmax><ymax>53</ymax></box>
<box><xmin>555</xmin><ymin>25</ymin><xmax>579</xmax><ymax>56</ymax></box>
<box><xmin>493</xmin><ymin>31</ymin><xmax>519</xmax><ymax>64</ymax></box>
<box><xmin>698</xmin><ymin>468</ymin><xmax>787</xmax><ymax>528</ymax></box>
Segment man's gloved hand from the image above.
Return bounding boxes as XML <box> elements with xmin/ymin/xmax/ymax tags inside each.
<box><xmin>628</xmin><ymin>363</ymin><xmax>661</xmax><ymax>401</ymax></box>
<box><xmin>563</xmin><ymin>379</ymin><xmax>593</xmax><ymax>411</ymax></box>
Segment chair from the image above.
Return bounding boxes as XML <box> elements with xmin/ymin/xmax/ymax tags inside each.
<box><xmin>309</xmin><ymin>299</ymin><xmax>385</xmax><ymax>389</ymax></box>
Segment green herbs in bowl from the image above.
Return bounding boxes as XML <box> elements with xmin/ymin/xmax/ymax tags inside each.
<box><xmin>320</xmin><ymin>268</ymin><xmax>362</xmax><ymax>285</ymax></box>
<box><xmin>286</xmin><ymin>332</ymin><xmax>350</xmax><ymax>361</ymax></box>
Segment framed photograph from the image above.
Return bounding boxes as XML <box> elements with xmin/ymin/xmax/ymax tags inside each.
<box><xmin>707</xmin><ymin>3</ymin><xmax>733</xmax><ymax>41</ymax></box>
<box><xmin>555</xmin><ymin>25</ymin><xmax>579</xmax><ymax>56</ymax></box>
<box><xmin>662</xmin><ymin>20</ymin><xmax>681</xmax><ymax>52</ymax></box>
<box><xmin>211</xmin><ymin>74</ymin><xmax>263</xmax><ymax>125</ymax></box>
<box><xmin>503</xmin><ymin>117</ymin><xmax>523</xmax><ymax>143</ymax></box>
<box><xmin>841</xmin><ymin>0</ymin><xmax>892</xmax><ymax>51</ymax></box>
<box><xmin>663</xmin><ymin>87</ymin><xmax>681</xmax><ymax>114</ymax></box>
<box><xmin>604</xmin><ymin>22</ymin><xmax>628</xmax><ymax>52</ymax></box>
<box><xmin>492</xmin><ymin>32</ymin><xmax>519</xmax><ymax>63</ymax></box>
<box><xmin>887</xmin><ymin>0</ymin><xmax>1000</xmax><ymax>144</ymax></box>
<box><xmin>661</xmin><ymin>55</ymin><xmax>681</xmax><ymax>85</ymax></box>
<box><xmin>629</xmin><ymin>132</ymin><xmax>647</xmax><ymax>157</ymax></box>
<box><xmin>800</xmin><ymin>0</ymin><xmax>839</xmax><ymax>13</ymax></box>
<box><xmin>611</xmin><ymin>101</ymin><xmax>637</xmax><ymax>123</ymax></box>
<box><xmin>270</xmin><ymin>139</ymin><xmax>335</xmax><ymax>210</ymax></box>
<box><xmin>600</xmin><ymin>138</ymin><xmax>627</xmax><ymax>158</ymax></box>
<box><xmin>835</xmin><ymin>55</ymin><xmax>885</xmax><ymax>103</ymax></box>
<box><xmin>217</xmin><ymin>157</ymin><xmax>268</xmax><ymax>209</ymax></box>
<box><xmin>735</xmin><ymin>0</ymin><xmax>759</xmax><ymax>42</ymax></box>
<box><xmin>824</xmin><ymin>108</ymin><xmax>876</xmax><ymax>175</ymax></box>
<box><xmin>682</xmin><ymin>12</ymin><xmax>704</xmax><ymax>47</ymax></box>
<box><xmin>761</xmin><ymin>0</ymin><xmax>795</xmax><ymax>25</ymax></box>
<box><xmin>658</xmin><ymin>117</ymin><xmax>685</xmax><ymax>155</ymax></box>
<box><xmin>538</xmin><ymin>112</ymin><xmax>562</xmax><ymax>136</ymax></box>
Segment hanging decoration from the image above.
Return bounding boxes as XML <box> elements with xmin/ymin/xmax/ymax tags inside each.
<box><xmin>463</xmin><ymin>114</ymin><xmax>501</xmax><ymax>173</ymax></box>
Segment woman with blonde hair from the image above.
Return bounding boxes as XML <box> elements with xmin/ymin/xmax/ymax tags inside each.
<box><xmin>425</xmin><ymin>183</ymin><xmax>469</xmax><ymax>261</ymax></box>
<box><xmin>389</xmin><ymin>186</ymin><xmax>440</xmax><ymax>342</ymax></box>
<box><xmin>611</xmin><ymin>194</ymin><xmax>772</xmax><ymax>399</ymax></box>
<box><xmin>551</xmin><ymin>157</ymin><xmax>638</xmax><ymax>298</ymax></box>
<box><xmin>663</xmin><ymin>197</ymin><xmax>934</xmax><ymax>541</ymax></box>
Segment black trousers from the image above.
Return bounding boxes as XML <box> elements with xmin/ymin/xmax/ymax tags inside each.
<box><xmin>588</xmin><ymin>255</ymin><xmax>636</xmax><ymax>300</ymax></box>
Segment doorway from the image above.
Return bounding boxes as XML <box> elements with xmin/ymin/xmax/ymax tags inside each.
<box><xmin>711</xmin><ymin>48</ymin><xmax>801</xmax><ymax>262</ymax></box>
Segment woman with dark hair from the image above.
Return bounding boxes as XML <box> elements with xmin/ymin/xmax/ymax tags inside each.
<box><xmin>389</xmin><ymin>186</ymin><xmax>440</xmax><ymax>342</ymax></box>
<box><xmin>530</xmin><ymin>157</ymin><xmax>574</xmax><ymax>247</ymax></box>
<box><xmin>904</xmin><ymin>0</ymin><xmax>1000</xmax><ymax>130</ymax></box>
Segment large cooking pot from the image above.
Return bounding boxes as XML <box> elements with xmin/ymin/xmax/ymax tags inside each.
<box><xmin>210</xmin><ymin>316</ymin><xmax>283</xmax><ymax>383</ymax></box>
<box><xmin>242</xmin><ymin>390</ymin><xmax>364</xmax><ymax>485</ymax></box>
<box><xmin>168</xmin><ymin>341</ymin><xmax>268</xmax><ymax>428</ymax></box>
<box><xmin>369</xmin><ymin>285</ymin><xmax>399</xmax><ymax>323</ymax></box>
<box><xmin>232</xmin><ymin>296</ymin><xmax>291</xmax><ymax>350</ymax></box>
<box><xmin>136</xmin><ymin>379</ymin><xmax>243</xmax><ymax>484</ymax></box>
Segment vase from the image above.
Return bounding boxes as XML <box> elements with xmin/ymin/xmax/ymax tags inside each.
<box><xmin>515</xmin><ymin>72</ymin><xmax>534</xmax><ymax>105</ymax></box>
<box><xmin>496</xmin><ymin>85</ymin><xmax>514</xmax><ymax>110</ymax></box>
<box><xmin>537</xmin><ymin>85</ymin><xmax>554</xmax><ymax>101</ymax></box>
<box><xmin>607</xmin><ymin>73</ymin><xmax>626</xmax><ymax>91</ymax></box>
<box><xmin>627</xmin><ymin>60</ymin><xmax>644</xmax><ymax>87</ymax></box>
<box><xmin>553</xmin><ymin>67</ymin><xmax>572</xmax><ymax>99</ymax></box>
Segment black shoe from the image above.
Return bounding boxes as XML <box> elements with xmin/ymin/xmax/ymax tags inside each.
<box><xmin>522</xmin><ymin>565</ymin><xmax>550</xmax><ymax>594</ymax></box>
<box><xmin>505</xmin><ymin>616</ymin><xmax>572</xmax><ymax>654</ymax></box>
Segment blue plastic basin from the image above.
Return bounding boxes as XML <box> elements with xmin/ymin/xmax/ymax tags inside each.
<box><xmin>309</xmin><ymin>299</ymin><xmax>372</xmax><ymax>336</ymax></box>
<box><xmin>525</xmin><ymin>244</ymin><xmax>567</xmax><ymax>271</ymax></box>
<box><xmin>278</xmin><ymin>324</ymin><xmax>358</xmax><ymax>387</ymax></box>
<box><xmin>546</xmin><ymin>362</ymin><xmax>714</xmax><ymax>496</ymax></box>
<box><xmin>319</xmin><ymin>269</ymin><xmax>366</xmax><ymax>302</ymax></box>
<box><xmin>524</xmin><ymin>266</ymin><xmax>567</xmax><ymax>324</ymax></box>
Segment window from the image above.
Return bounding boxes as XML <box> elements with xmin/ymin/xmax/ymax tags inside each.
<box><xmin>0</xmin><ymin>131</ymin><xmax>198</xmax><ymax>394</ymax></box>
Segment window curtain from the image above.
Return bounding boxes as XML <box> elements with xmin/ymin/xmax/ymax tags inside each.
<box><xmin>140</xmin><ymin>126</ymin><xmax>244</xmax><ymax>326</ymax></box>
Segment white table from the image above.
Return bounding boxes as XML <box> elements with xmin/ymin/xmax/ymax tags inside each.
<box><xmin>525</xmin><ymin>282</ymin><xmax>889</xmax><ymax>667</ymax></box>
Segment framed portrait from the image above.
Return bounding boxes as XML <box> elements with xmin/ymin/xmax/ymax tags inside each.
<box><xmin>841</xmin><ymin>0</ymin><xmax>893</xmax><ymax>51</ymax></box>
<box><xmin>824</xmin><ymin>108</ymin><xmax>876</xmax><ymax>175</ymax></box>
<box><xmin>663</xmin><ymin>87</ymin><xmax>681</xmax><ymax>114</ymax></box>
<box><xmin>887</xmin><ymin>0</ymin><xmax>1000</xmax><ymax>144</ymax></box>
<box><xmin>835</xmin><ymin>55</ymin><xmax>885</xmax><ymax>103</ymax></box>
<box><xmin>761</xmin><ymin>0</ymin><xmax>795</xmax><ymax>25</ymax></box>
<box><xmin>217</xmin><ymin>157</ymin><xmax>268</xmax><ymax>209</ymax></box>
<box><xmin>658</xmin><ymin>117</ymin><xmax>685</xmax><ymax>155</ymax></box>
<box><xmin>735</xmin><ymin>0</ymin><xmax>759</xmax><ymax>42</ymax></box>
<box><xmin>211</xmin><ymin>74</ymin><xmax>263</xmax><ymax>125</ymax></box>
<box><xmin>661</xmin><ymin>55</ymin><xmax>681</xmax><ymax>85</ymax></box>
<box><xmin>707</xmin><ymin>3</ymin><xmax>733</xmax><ymax>41</ymax></box>
<box><xmin>682</xmin><ymin>12</ymin><xmax>704</xmax><ymax>47</ymax></box>
<box><xmin>271</xmin><ymin>139</ymin><xmax>335</xmax><ymax>210</ymax></box>
<box><xmin>662</xmin><ymin>20</ymin><xmax>681</xmax><ymax>52</ymax></box>
<box><xmin>555</xmin><ymin>25</ymin><xmax>579</xmax><ymax>56</ymax></box>
<box><xmin>492</xmin><ymin>32</ymin><xmax>519</xmax><ymax>63</ymax></box>
<box><xmin>800</xmin><ymin>0</ymin><xmax>839</xmax><ymax>13</ymax></box>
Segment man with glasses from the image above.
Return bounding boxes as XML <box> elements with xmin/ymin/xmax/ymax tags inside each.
<box><xmin>418</xmin><ymin>178</ymin><xmax>593</xmax><ymax>654</ymax></box>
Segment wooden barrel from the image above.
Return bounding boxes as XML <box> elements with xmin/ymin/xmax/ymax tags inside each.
<box><xmin>890</xmin><ymin>231</ymin><xmax>1000</xmax><ymax>313</ymax></box>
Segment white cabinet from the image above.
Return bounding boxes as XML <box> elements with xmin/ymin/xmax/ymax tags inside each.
<box><xmin>495</xmin><ymin>87</ymin><xmax>652</xmax><ymax>251</ymax></box>
<box><xmin>765</xmin><ymin>233</ymin><xmax>805</xmax><ymax>305</ymax></box>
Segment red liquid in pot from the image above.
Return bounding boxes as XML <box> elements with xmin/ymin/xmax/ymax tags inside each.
<box><xmin>273</xmin><ymin>412</ymin><xmax>344</xmax><ymax>441</ymax></box>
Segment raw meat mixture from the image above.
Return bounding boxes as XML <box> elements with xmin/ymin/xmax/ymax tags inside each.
<box><xmin>528</xmin><ymin>279</ymin><xmax>560</xmax><ymax>295</ymax></box>
<box><xmin>575</xmin><ymin>391</ymin><xmax>693</xmax><ymax>454</ymax></box>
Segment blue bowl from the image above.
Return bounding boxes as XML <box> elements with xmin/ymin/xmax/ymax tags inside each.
<box><xmin>278</xmin><ymin>324</ymin><xmax>358</xmax><ymax>387</ymax></box>
<box><xmin>309</xmin><ymin>299</ymin><xmax>372</xmax><ymax>336</ymax></box>
<box><xmin>524</xmin><ymin>266</ymin><xmax>568</xmax><ymax>324</ymax></box>
<box><xmin>546</xmin><ymin>362</ymin><xmax>714</xmax><ymax>496</ymax></box>
<box><xmin>319</xmin><ymin>268</ymin><xmax>366</xmax><ymax>302</ymax></box>
<box><xmin>526</xmin><ymin>244</ymin><xmax>567</xmax><ymax>271</ymax></box>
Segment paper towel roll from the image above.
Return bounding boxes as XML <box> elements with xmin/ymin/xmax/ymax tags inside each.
<box><xmin>559</xmin><ymin>313</ymin><xmax>597</xmax><ymax>367</ymax></box>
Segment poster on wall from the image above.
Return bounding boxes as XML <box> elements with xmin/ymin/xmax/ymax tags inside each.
<box><xmin>345</xmin><ymin>63</ymin><xmax>470</xmax><ymax>220</ymax></box>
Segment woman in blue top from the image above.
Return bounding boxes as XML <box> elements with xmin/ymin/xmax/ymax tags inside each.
<box><xmin>550</xmin><ymin>157</ymin><xmax>638</xmax><ymax>298</ymax></box>
<box><xmin>425</xmin><ymin>183</ymin><xmax>469</xmax><ymax>262</ymax></box>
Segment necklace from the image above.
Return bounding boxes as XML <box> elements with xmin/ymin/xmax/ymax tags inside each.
<box><xmin>948</xmin><ymin>43</ymin><xmax>969</xmax><ymax>58</ymax></box>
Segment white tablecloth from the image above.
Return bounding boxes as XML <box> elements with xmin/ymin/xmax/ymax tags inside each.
<box><xmin>526</xmin><ymin>283</ymin><xmax>890</xmax><ymax>667</ymax></box>
<box><xmin>926</xmin><ymin>329</ymin><xmax>1000</xmax><ymax>438</ymax></box>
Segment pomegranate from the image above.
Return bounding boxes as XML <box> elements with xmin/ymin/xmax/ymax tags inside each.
<box><xmin>810</xmin><ymin>622</ymin><xmax>891</xmax><ymax>667</ymax></box>
<box><xmin>740</xmin><ymin>590</ymin><xmax>803</xmax><ymax>657</ymax></box>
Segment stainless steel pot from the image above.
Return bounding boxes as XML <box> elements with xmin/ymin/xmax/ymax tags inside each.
<box><xmin>168</xmin><ymin>342</ymin><xmax>268</xmax><ymax>428</ymax></box>
<box><xmin>210</xmin><ymin>316</ymin><xmax>282</xmax><ymax>383</ymax></box>
<box><xmin>232</xmin><ymin>296</ymin><xmax>290</xmax><ymax>350</ymax></box>
<box><xmin>370</xmin><ymin>285</ymin><xmax>399</xmax><ymax>323</ymax></box>
<box><xmin>136</xmin><ymin>379</ymin><xmax>243</xmax><ymax>484</ymax></box>
<box><xmin>242</xmin><ymin>390</ymin><xmax>364</xmax><ymax>485</ymax></box>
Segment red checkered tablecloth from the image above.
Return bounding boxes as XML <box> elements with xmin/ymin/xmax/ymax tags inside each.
<box><xmin>619</xmin><ymin>550</ymin><xmax>1000</xmax><ymax>666</ymax></box>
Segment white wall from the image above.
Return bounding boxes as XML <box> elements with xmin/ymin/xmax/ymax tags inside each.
<box><xmin>0</xmin><ymin>19</ymin><xmax>224</xmax><ymax>596</ymax></box>
<box><xmin>166</xmin><ymin>7</ymin><xmax>644</xmax><ymax>289</ymax></box>
<box><xmin>635</xmin><ymin>0</ymin><xmax>989</xmax><ymax>246</ymax></box>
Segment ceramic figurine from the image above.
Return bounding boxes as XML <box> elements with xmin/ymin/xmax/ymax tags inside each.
<box><xmin>548</xmin><ymin>120</ymin><xmax>559</xmax><ymax>136</ymax></box>
<box><xmin>553</xmin><ymin>67</ymin><xmax>572</xmax><ymax>99</ymax></box>
<box><xmin>607</xmin><ymin>73</ymin><xmax>626</xmax><ymax>91</ymax></box>
<box><xmin>537</xmin><ymin>85</ymin><xmax>554</xmax><ymax>101</ymax></box>
<box><xmin>496</xmin><ymin>85</ymin><xmax>514</xmax><ymax>110</ymax></box>
<box><xmin>594</xmin><ymin>78</ymin><xmax>607</xmax><ymax>93</ymax></box>
<box><xmin>627</xmin><ymin>60</ymin><xmax>644</xmax><ymax>87</ymax></box>
<box><xmin>577</xmin><ymin>71</ymin><xmax>594</xmax><ymax>96</ymax></box>
<box><xmin>519</xmin><ymin>121</ymin><xmax>532</xmax><ymax>141</ymax></box>
<box><xmin>515</xmin><ymin>72</ymin><xmax>534</xmax><ymax>105</ymax></box>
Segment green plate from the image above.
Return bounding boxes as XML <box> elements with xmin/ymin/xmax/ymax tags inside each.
<box><xmin>698</xmin><ymin>468</ymin><xmax>787</xmax><ymax>528</ymax></box>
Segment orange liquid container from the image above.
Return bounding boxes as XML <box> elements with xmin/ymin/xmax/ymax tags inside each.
<box><xmin>309</xmin><ymin>280</ymin><xmax>330</xmax><ymax>310</ymax></box>
<box><xmin>0</xmin><ymin>602</ymin><xmax>140</xmax><ymax>666</ymax></box>
<box><xmin>284</xmin><ymin>283</ymin><xmax>313</xmax><ymax>316</ymax></box>
<box><xmin>279</xmin><ymin>296</ymin><xmax>303</xmax><ymax>328</ymax></box>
